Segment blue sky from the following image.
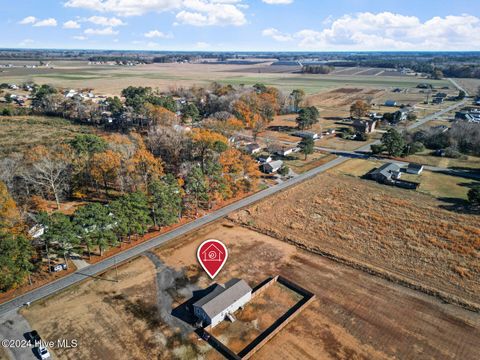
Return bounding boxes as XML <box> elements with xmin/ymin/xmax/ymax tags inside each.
<box><xmin>1</xmin><ymin>0</ymin><xmax>480</xmax><ymax>51</ymax></box>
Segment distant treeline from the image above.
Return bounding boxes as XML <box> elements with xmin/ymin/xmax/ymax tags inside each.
<box><xmin>301</xmin><ymin>65</ymin><xmax>334</xmax><ymax>74</ymax></box>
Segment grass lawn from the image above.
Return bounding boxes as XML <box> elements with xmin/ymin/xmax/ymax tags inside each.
<box><xmin>402</xmin><ymin>170</ymin><xmax>478</xmax><ymax>200</ymax></box>
<box><xmin>404</xmin><ymin>151</ymin><xmax>480</xmax><ymax>170</ymax></box>
<box><xmin>285</xmin><ymin>152</ymin><xmax>337</xmax><ymax>174</ymax></box>
<box><xmin>332</xmin><ymin>158</ymin><xmax>382</xmax><ymax>177</ymax></box>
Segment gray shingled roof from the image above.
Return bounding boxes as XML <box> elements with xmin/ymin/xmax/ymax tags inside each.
<box><xmin>193</xmin><ymin>279</ymin><xmax>252</xmax><ymax>319</ymax></box>
<box><xmin>371</xmin><ymin>163</ymin><xmax>401</xmax><ymax>178</ymax></box>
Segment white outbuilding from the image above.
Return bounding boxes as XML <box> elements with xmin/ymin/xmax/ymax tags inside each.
<box><xmin>193</xmin><ymin>278</ymin><xmax>252</xmax><ymax>328</ymax></box>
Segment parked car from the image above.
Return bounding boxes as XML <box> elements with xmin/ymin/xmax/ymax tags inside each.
<box><xmin>37</xmin><ymin>345</ymin><xmax>50</xmax><ymax>359</ymax></box>
<box><xmin>50</xmin><ymin>264</ymin><xmax>67</xmax><ymax>272</ymax></box>
<box><xmin>28</xmin><ymin>330</ymin><xmax>41</xmax><ymax>344</ymax></box>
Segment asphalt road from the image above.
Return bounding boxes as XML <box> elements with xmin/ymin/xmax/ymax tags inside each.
<box><xmin>0</xmin><ymin>156</ymin><xmax>348</xmax><ymax>316</ymax></box>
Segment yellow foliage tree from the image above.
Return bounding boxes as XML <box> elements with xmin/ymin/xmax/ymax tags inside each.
<box><xmin>0</xmin><ymin>181</ymin><xmax>22</xmax><ymax>233</ymax></box>
<box><xmin>90</xmin><ymin>150</ymin><xmax>122</xmax><ymax>196</ymax></box>
<box><xmin>128</xmin><ymin>149</ymin><xmax>164</xmax><ymax>192</ymax></box>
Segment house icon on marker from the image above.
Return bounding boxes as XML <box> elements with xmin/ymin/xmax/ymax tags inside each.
<box><xmin>201</xmin><ymin>244</ymin><xmax>224</xmax><ymax>262</ymax></box>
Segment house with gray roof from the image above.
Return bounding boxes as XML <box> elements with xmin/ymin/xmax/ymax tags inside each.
<box><xmin>193</xmin><ymin>279</ymin><xmax>252</xmax><ymax>328</ymax></box>
<box><xmin>370</xmin><ymin>163</ymin><xmax>402</xmax><ymax>184</ymax></box>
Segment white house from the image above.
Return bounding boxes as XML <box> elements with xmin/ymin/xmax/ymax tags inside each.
<box><xmin>262</xmin><ymin>160</ymin><xmax>283</xmax><ymax>173</ymax></box>
<box><xmin>193</xmin><ymin>279</ymin><xmax>252</xmax><ymax>328</ymax></box>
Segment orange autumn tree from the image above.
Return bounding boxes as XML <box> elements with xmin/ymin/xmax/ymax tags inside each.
<box><xmin>90</xmin><ymin>150</ymin><xmax>122</xmax><ymax>197</ymax></box>
<box><xmin>145</xmin><ymin>103</ymin><xmax>177</xmax><ymax>127</ymax></box>
<box><xmin>128</xmin><ymin>149</ymin><xmax>164</xmax><ymax>192</ymax></box>
<box><xmin>0</xmin><ymin>181</ymin><xmax>23</xmax><ymax>233</ymax></box>
<box><xmin>190</xmin><ymin>129</ymin><xmax>228</xmax><ymax>171</ymax></box>
<box><xmin>219</xmin><ymin>148</ymin><xmax>261</xmax><ymax>196</ymax></box>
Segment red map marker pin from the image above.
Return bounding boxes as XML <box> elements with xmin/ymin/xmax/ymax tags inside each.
<box><xmin>197</xmin><ymin>239</ymin><xmax>228</xmax><ymax>279</ymax></box>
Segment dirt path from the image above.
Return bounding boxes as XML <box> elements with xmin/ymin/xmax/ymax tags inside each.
<box><xmin>0</xmin><ymin>310</ymin><xmax>36</xmax><ymax>360</ymax></box>
<box><xmin>143</xmin><ymin>252</ymin><xmax>196</xmax><ymax>336</ymax></box>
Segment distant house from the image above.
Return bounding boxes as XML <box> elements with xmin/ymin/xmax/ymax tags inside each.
<box><xmin>274</xmin><ymin>146</ymin><xmax>298</xmax><ymax>157</ymax></box>
<box><xmin>193</xmin><ymin>278</ymin><xmax>252</xmax><ymax>328</ymax></box>
<box><xmin>262</xmin><ymin>160</ymin><xmax>283</xmax><ymax>174</ymax></box>
<box><xmin>384</xmin><ymin>100</ymin><xmax>397</xmax><ymax>107</ymax></box>
<box><xmin>257</xmin><ymin>155</ymin><xmax>272</xmax><ymax>164</ymax></box>
<box><xmin>370</xmin><ymin>163</ymin><xmax>402</xmax><ymax>184</ymax></box>
<box><xmin>407</xmin><ymin>163</ymin><xmax>424</xmax><ymax>175</ymax></box>
<box><xmin>293</xmin><ymin>131</ymin><xmax>319</xmax><ymax>140</ymax></box>
<box><xmin>244</xmin><ymin>143</ymin><xmax>262</xmax><ymax>155</ymax></box>
<box><xmin>352</xmin><ymin>119</ymin><xmax>377</xmax><ymax>134</ymax></box>
<box><xmin>432</xmin><ymin>97</ymin><xmax>444</xmax><ymax>104</ymax></box>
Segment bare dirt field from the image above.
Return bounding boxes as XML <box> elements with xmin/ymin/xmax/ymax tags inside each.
<box><xmin>211</xmin><ymin>282</ymin><xmax>302</xmax><ymax>354</ymax></box>
<box><xmin>228</xmin><ymin>173</ymin><xmax>480</xmax><ymax>308</ymax></box>
<box><xmin>21</xmin><ymin>221</ymin><xmax>480</xmax><ymax>360</ymax></box>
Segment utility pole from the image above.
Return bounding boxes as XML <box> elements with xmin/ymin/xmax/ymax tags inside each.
<box><xmin>114</xmin><ymin>256</ymin><xmax>119</xmax><ymax>282</ymax></box>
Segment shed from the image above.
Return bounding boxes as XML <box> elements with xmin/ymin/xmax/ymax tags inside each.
<box><xmin>193</xmin><ymin>279</ymin><xmax>252</xmax><ymax>328</ymax></box>
<box><xmin>407</xmin><ymin>163</ymin><xmax>424</xmax><ymax>175</ymax></box>
<box><xmin>245</xmin><ymin>143</ymin><xmax>261</xmax><ymax>155</ymax></box>
<box><xmin>293</xmin><ymin>131</ymin><xmax>319</xmax><ymax>140</ymax></box>
<box><xmin>384</xmin><ymin>100</ymin><xmax>397</xmax><ymax>107</ymax></box>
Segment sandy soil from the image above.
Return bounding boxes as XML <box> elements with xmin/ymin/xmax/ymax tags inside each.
<box><xmin>228</xmin><ymin>173</ymin><xmax>480</xmax><ymax>308</ymax></box>
<box><xmin>211</xmin><ymin>282</ymin><xmax>301</xmax><ymax>354</ymax></box>
<box><xmin>20</xmin><ymin>221</ymin><xmax>480</xmax><ymax>360</ymax></box>
<box><xmin>21</xmin><ymin>257</ymin><xmax>201</xmax><ymax>360</ymax></box>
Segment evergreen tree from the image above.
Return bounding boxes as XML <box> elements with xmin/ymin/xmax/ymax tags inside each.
<box><xmin>74</xmin><ymin>203</ymin><xmax>117</xmax><ymax>258</ymax></box>
<box><xmin>0</xmin><ymin>232</ymin><xmax>33</xmax><ymax>291</ymax></box>
<box><xmin>185</xmin><ymin>165</ymin><xmax>209</xmax><ymax>215</ymax></box>
<box><xmin>148</xmin><ymin>175</ymin><xmax>182</xmax><ymax>228</ymax></box>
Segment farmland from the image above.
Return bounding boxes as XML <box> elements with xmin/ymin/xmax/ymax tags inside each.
<box><xmin>0</xmin><ymin>61</ymin><xmax>450</xmax><ymax>95</ymax></box>
<box><xmin>20</xmin><ymin>220</ymin><xmax>480</xmax><ymax>360</ymax></box>
<box><xmin>228</xmin><ymin>172</ymin><xmax>480</xmax><ymax>308</ymax></box>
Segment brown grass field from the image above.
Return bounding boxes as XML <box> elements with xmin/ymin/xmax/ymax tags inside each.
<box><xmin>0</xmin><ymin>116</ymin><xmax>95</xmax><ymax>156</ymax></box>
<box><xmin>21</xmin><ymin>221</ymin><xmax>480</xmax><ymax>360</ymax></box>
<box><xmin>229</xmin><ymin>172</ymin><xmax>480</xmax><ymax>307</ymax></box>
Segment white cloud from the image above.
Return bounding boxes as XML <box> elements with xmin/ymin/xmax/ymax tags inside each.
<box><xmin>65</xmin><ymin>0</ymin><xmax>182</xmax><ymax>17</ymax></box>
<box><xmin>19</xmin><ymin>16</ymin><xmax>36</xmax><ymax>25</ymax></box>
<box><xmin>33</xmin><ymin>18</ymin><xmax>57</xmax><ymax>27</ymax></box>
<box><xmin>144</xmin><ymin>30</ymin><xmax>173</xmax><ymax>38</ymax></box>
<box><xmin>84</xmin><ymin>27</ymin><xmax>118</xmax><ymax>35</ymax></box>
<box><xmin>63</xmin><ymin>20</ymin><xmax>81</xmax><ymax>29</ymax></box>
<box><xmin>176</xmin><ymin>0</ymin><xmax>246</xmax><ymax>26</ymax></box>
<box><xmin>19</xmin><ymin>39</ymin><xmax>34</xmax><ymax>46</ymax></box>
<box><xmin>86</xmin><ymin>16</ymin><xmax>125</xmax><ymax>27</ymax></box>
<box><xmin>262</xmin><ymin>0</ymin><xmax>293</xmax><ymax>4</ymax></box>
<box><xmin>73</xmin><ymin>35</ymin><xmax>87</xmax><ymax>40</ymax></box>
<box><xmin>270</xmin><ymin>12</ymin><xmax>480</xmax><ymax>50</ymax></box>
<box><xmin>262</xmin><ymin>28</ymin><xmax>292</xmax><ymax>42</ymax></box>
<box><xmin>65</xmin><ymin>0</ymin><xmax>247</xmax><ymax>27</ymax></box>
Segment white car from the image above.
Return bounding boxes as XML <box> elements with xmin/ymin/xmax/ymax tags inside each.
<box><xmin>37</xmin><ymin>346</ymin><xmax>50</xmax><ymax>359</ymax></box>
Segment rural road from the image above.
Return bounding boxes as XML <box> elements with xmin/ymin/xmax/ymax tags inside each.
<box><xmin>0</xmin><ymin>93</ymin><xmax>470</xmax><ymax>318</ymax></box>
<box><xmin>0</xmin><ymin>156</ymin><xmax>348</xmax><ymax>317</ymax></box>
